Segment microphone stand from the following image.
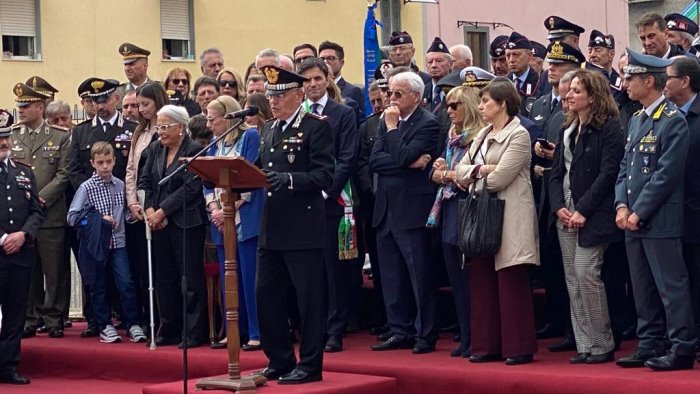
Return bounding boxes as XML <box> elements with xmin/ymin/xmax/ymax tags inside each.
<box><xmin>157</xmin><ymin>117</ymin><xmax>248</xmax><ymax>394</ymax></box>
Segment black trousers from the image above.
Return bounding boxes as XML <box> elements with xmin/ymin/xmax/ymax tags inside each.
<box><xmin>0</xmin><ymin>263</ymin><xmax>31</xmax><ymax>376</ymax></box>
<box><xmin>683</xmin><ymin>242</ymin><xmax>700</xmax><ymax>342</ymax></box>
<box><xmin>126</xmin><ymin>221</ymin><xmax>152</xmax><ymax>321</ymax></box>
<box><xmin>257</xmin><ymin>247</ymin><xmax>326</xmax><ymax>374</ymax></box>
<box><xmin>443</xmin><ymin>243</ymin><xmax>470</xmax><ymax>349</ymax></box>
<box><xmin>152</xmin><ymin>223</ymin><xmax>207</xmax><ymax>343</ymax></box>
<box><xmin>538</xmin><ymin>223</ymin><xmax>570</xmax><ymax>331</ymax></box>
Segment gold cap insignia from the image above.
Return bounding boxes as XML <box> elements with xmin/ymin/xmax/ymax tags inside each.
<box><xmin>464</xmin><ymin>71</ymin><xmax>477</xmax><ymax>82</ymax></box>
<box><xmin>32</xmin><ymin>77</ymin><xmax>38</xmax><ymax>88</ymax></box>
<box><xmin>91</xmin><ymin>80</ymin><xmax>105</xmax><ymax>93</ymax></box>
<box><xmin>549</xmin><ymin>17</ymin><xmax>555</xmax><ymax>29</ymax></box>
<box><xmin>122</xmin><ymin>45</ymin><xmax>131</xmax><ymax>56</ymax></box>
<box><xmin>551</xmin><ymin>42</ymin><xmax>564</xmax><ymax>57</ymax></box>
<box><xmin>264</xmin><ymin>67</ymin><xmax>279</xmax><ymax>84</ymax></box>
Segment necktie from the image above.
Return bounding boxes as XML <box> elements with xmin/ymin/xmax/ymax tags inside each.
<box><xmin>29</xmin><ymin>130</ymin><xmax>36</xmax><ymax>142</ymax></box>
<box><xmin>102</xmin><ymin>122</ymin><xmax>109</xmax><ymax>133</ymax></box>
<box><xmin>433</xmin><ymin>88</ymin><xmax>441</xmax><ymax>107</ymax></box>
<box><xmin>311</xmin><ymin>103</ymin><xmax>321</xmax><ymax>115</ymax></box>
<box><xmin>639</xmin><ymin>111</ymin><xmax>649</xmax><ymax>124</ymax></box>
<box><xmin>0</xmin><ymin>162</ymin><xmax>7</xmax><ymax>183</ymax></box>
<box><xmin>551</xmin><ymin>97</ymin><xmax>559</xmax><ymax>112</ymax></box>
<box><xmin>273</xmin><ymin>120</ymin><xmax>286</xmax><ymax>145</ymax></box>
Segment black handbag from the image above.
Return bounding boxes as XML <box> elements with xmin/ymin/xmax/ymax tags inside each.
<box><xmin>458</xmin><ymin>175</ymin><xmax>505</xmax><ymax>257</ymax></box>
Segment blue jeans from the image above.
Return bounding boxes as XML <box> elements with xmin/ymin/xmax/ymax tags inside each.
<box><xmin>217</xmin><ymin>236</ymin><xmax>260</xmax><ymax>341</ymax></box>
<box><xmin>89</xmin><ymin>247</ymin><xmax>142</xmax><ymax>329</ymax></box>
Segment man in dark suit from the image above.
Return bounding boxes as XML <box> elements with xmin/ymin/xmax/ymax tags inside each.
<box><xmin>506</xmin><ymin>32</ymin><xmax>541</xmax><ymax>117</ymax></box>
<box><xmin>637</xmin><ymin>13</ymin><xmax>688</xmax><ymax>59</ymax></box>
<box><xmin>298</xmin><ymin>58</ymin><xmax>359</xmax><ymax>353</ymax></box>
<box><xmin>615</xmin><ymin>49</ymin><xmax>696</xmax><ymax>371</ymax></box>
<box><xmin>319</xmin><ymin>41</ymin><xmax>365</xmax><ymax>119</ymax></box>
<box><xmin>369</xmin><ymin>70</ymin><xmax>439</xmax><ymax>354</ymax></box>
<box><xmin>0</xmin><ymin>126</ymin><xmax>46</xmax><ymax>385</ymax></box>
<box><xmin>253</xmin><ymin>65</ymin><xmax>334</xmax><ymax>384</ymax></box>
<box><xmin>664</xmin><ymin>56</ymin><xmax>700</xmax><ymax>350</ymax></box>
<box><xmin>529</xmin><ymin>42</ymin><xmax>585</xmax><ymax>346</ymax></box>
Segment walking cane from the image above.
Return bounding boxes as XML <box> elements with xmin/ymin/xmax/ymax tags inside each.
<box><xmin>137</xmin><ymin>190</ymin><xmax>157</xmax><ymax>350</ymax></box>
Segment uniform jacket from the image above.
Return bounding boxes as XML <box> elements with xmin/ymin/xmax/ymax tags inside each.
<box><xmin>0</xmin><ymin>160</ymin><xmax>45</xmax><ymax>269</ymax></box>
<box><xmin>138</xmin><ymin>135</ymin><xmax>208</xmax><ymax>229</ymax></box>
<box><xmin>257</xmin><ymin>110</ymin><xmax>334</xmax><ymax>250</ymax></box>
<box><xmin>318</xmin><ymin>98</ymin><xmax>359</xmax><ymax>216</ymax></box>
<box><xmin>455</xmin><ymin>117</ymin><xmax>539</xmax><ymax>270</ymax></box>
<box><xmin>68</xmin><ymin>112</ymin><xmax>136</xmax><ymax>189</ymax></box>
<box><xmin>615</xmin><ymin>98</ymin><xmax>689</xmax><ymax>238</ymax></box>
<box><xmin>550</xmin><ymin>117</ymin><xmax>625</xmax><ymax>247</ymax></box>
<box><xmin>683</xmin><ymin>94</ymin><xmax>700</xmax><ymax>242</ymax></box>
<box><xmin>508</xmin><ymin>67</ymin><xmax>541</xmax><ymax>117</ymax></box>
<box><xmin>370</xmin><ymin>106</ymin><xmax>439</xmax><ymax>230</ymax></box>
<box><xmin>10</xmin><ymin>121</ymin><xmax>69</xmax><ymax>228</ymax></box>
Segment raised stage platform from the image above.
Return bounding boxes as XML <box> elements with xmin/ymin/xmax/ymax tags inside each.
<box><xmin>19</xmin><ymin>323</ymin><xmax>700</xmax><ymax>394</ymax></box>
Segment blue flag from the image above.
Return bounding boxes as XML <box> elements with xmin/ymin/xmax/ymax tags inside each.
<box><xmin>363</xmin><ymin>1</ymin><xmax>381</xmax><ymax>118</ymax></box>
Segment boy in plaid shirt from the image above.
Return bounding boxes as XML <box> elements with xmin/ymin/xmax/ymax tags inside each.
<box><xmin>68</xmin><ymin>142</ymin><xmax>145</xmax><ymax>343</ymax></box>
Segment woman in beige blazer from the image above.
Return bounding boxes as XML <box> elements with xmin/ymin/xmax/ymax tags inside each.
<box><xmin>456</xmin><ymin>77</ymin><xmax>539</xmax><ymax>365</ymax></box>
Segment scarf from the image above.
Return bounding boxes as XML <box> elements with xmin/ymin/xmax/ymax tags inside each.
<box><xmin>426</xmin><ymin>126</ymin><xmax>476</xmax><ymax>227</ymax></box>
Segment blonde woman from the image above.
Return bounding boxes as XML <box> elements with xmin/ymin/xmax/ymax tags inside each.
<box><xmin>216</xmin><ymin>68</ymin><xmax>245</xmax><ymax>102</ymax></box>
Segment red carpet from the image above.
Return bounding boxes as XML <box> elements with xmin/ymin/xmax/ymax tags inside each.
<box><xmin>17</xmin><ymin>323</ymin><xmax>700</xmax><ymax>393</ymax></box>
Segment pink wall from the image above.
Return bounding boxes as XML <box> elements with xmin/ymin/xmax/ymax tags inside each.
<box><xmin>422</xmin><ymin>0</ymin><xmax>629</xmax><ymax>66</ymax></box>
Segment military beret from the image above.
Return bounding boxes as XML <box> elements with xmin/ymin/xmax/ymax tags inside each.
<box><xmin>426</xmin><ymin>37</ymin><xmax>450</xmax><ymax>54</ymax></box>
<box><xmin>588</xmin><ymin>30</ymin><xmax>615</xmax><ymax>50</ymax></box>
<box><xmin>26</xmin><ymin>76</ymin><xmax>58</xmax><ymax>98</ymax></box>
<box><xmin>530</xmin><ymin>41</ymin><xmax>547</xmax><ymax>59</ymax></box>
<box><xmin>119</xmin><ymin>42</ymin><xmax>151</xmax><ymax>64</ymax></box>
<box><xmin>507</xmin><ymin>32</ymin><xmax>532</xmax><ymax>51</ymax></box>
<box><xmin>545</xmin><ymin>15</ymin><xmax>585</xmax><ymax>40</ymax></box>
<box><xmin>546</xmin><ymin>41</ymin><xmax>586</xmax><ymax>64</ymax></box>
<box><xmin>0</xmin><ymin>109</ymin><xmax>13</xmax><ymax>132</ymax></box>
<box><xmin>665</xmin><ymin>13</ymin><xmax>699</xmax><ymax>36</ymax></box>
<box><xmin>261</xmin><ymin>65</ymin><xmax>309</xmax><ymax>96</ymax></box>
<box><xmin>489</xmin><ymin>35</ymin><xmax>508</xmax><ymax>58</ymax></box>
<box><xmin>389</xmin><ymin>31</ymin><xmax>413</xmax><ymax>46</ymax></box>
<box><xmin>84</xmin><ymin>78</ymin><xmax>120</xmax><ymax>103</ymax></box>
<box><xmin>13</xmin><ymin>83</ymin><xmax>50</xmax><ymax>107</ymax></box>
<box><xmin>624</xmin><ymin>47</ymin><xmax>675</xmax><ymax>77</ymax></box>
<box><xmin>460</xmin><ymin>66</ymin><xmax>496</xmax><ymax>87</ymax></box>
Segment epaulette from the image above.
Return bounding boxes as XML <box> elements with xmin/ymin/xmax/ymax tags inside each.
<box><xmin>51</xmin><ymin>124</ymin><xmax>70</xmax><ymax>132</ymax></box>
<box><xmin>652</xmin><ymin>103</ymin><xmax>666</xmax><ymax>120</ymax></box>
<box><xmin>663</xmin><ymin>107</ymin><xmax>679</xmax><ymax>117</ymax></box>
<box><xmin>10</xmin><ymin>123</ymin><xmax>22</xmax><ymax>130</ymax></box>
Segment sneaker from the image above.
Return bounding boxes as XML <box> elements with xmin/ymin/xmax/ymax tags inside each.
<box><xmin>100</xmin><ymin>325</ymin><xmax>121</xmax><ymax>343</ymax></box>
<box><xmin>129</xmin><ymin>325</ymin><xmax>147</xmax><ymax>343</ymax></box>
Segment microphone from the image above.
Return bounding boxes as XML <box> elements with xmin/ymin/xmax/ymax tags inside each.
<box><xmin>224</xmin><ymin>106</ymin><xmax>259</xmax><ymax>119</ymax></box>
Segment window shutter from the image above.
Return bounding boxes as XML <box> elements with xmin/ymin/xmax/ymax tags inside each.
<box><xmin>0</xmin><ymin>0</ymin><xmax>36</xmax><ymax>37</ymax></box>
<box><xmin>160</xmin><ymin>0</ymin><xmax>190</xmax><ymax>41</ymax></box>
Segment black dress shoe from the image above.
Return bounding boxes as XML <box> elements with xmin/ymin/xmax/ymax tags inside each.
<box><xmin>645</xmin><ymin>353</ymin><xmax>695</xmax><ymax>371</ymax></box>
<box><xmin>48</xmin><ymin>327</ymin><xmax>64</xmax><ymax>338</ymax></box>
<box><xmin>324</xmin><ymin>335</ymin><xmax>343</xmax><ymax>353</ymax></box>
<box><xmin>369</xmin><ymin>325</ymin><xmax>389</xmax><ymax>336</ymax></box>
<box><xmin>586</xmin><ymin>351</ymin><xmax>614</xmax><ymax>364</ymax></box>
<box><xmin>548</xmin><ymin>337</ymin><xmax>576</xmax><ymax>352</ymax></box>
<box><xmin>468</xmin><ymin>354</ymin><xmax>502</xmax><ymax>363</ymax></box>
<box><xmin>505</xmin><ymin>354</ymin><xmax>533</xmax><ymax>365</ymax></box>
<box><xmin>412</xmin><ymin>338</ymin><xmax>435</xmax><ymax>354</ymax></box>
<box><xmin>371</xmin><ymin>335</ymin><xmax>415</xmax><ymax>351</ymax></box>
<box><xmin>210</xmin><ymin>341</ymin><xmax>227</xmax><ymax>349</ymax></box>
<box><xmin>616</xmin><ymin>348</ymin><xmax>662</xmax><ymax>368</ymax></box>
<box><xmin>569</xmin><ymin>353</ymin><xmax>591</xmax><ymax>364</ymax></box>
<box><xmin>37</xmin><ymin>325</ymin><xmax>49</xmax><ymax>334</ymax></box>
<box><xmin>21</xmin><ymin>327</ymin><xmax>36</xmax><ymax>339</ymax></box>
<box><xmin>377</xmin><ymin>331</ymin><xmax>392</xmax><ymax>342</ymax></box>
<box><xmin>241</xmin><ymin>342</ymin><xmax>262</xmax><ymax>351</ymax></box>
<box><xmin>536</xmin><ymin>323</ymin><xmax>564</xmax><ymax>339</ymax></box>
<box><xmin>450</xmin><ymin>344</ymin><xmax>471</xmax><ymax>357</ymax></box>
<box><xmin>80</xmin><ymin>325</ymin><xmax>100</xmax><ymax>338</ymax></box>
<box><xmin>251</xmin><ymin>367</ymin><xmax>293</xmax><ymax>380</ymax></box>
<box><xmin>0</xmin><ymin>372</ymin><xmax>30</xmax><ymax>385</ymax></box>
<box><xmin>278</xmin><ymin>369</ymin><xmax>322</xmax><ymax>385</ymax></box>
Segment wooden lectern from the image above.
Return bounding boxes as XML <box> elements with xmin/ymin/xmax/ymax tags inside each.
<box><xmin>186</xmin><ymin>156</ymin><xmax>268</xmax><ymax>392</ymax></box>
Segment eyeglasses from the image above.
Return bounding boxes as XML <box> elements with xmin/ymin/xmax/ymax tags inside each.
<box><xmin>319</xmin><ymin>55</ymin><xmax>339</xmax><ymax>62</ymax></box>
<box><xmin>218</xmin><ymin>80</ymin><xmax>237</xmax><ymax>88</ymax></box>
<box><xmin>294</xmin><ymin>56</ymin><xmax>314</xmax><ymax>64</ymax></box>
<box><xmin>386</xmin><ymin>90</ymin><xmax>405</xmax><ymax>99</ymax></box>
<box><xmin>170</xmin><ymin>79</ymin><xmax>188</xmax><ymax>86</ymax></box>
<box><xmin>154</xmin><ymin>123</ymin><xmax>178</xmax><ymax>133</ymax></box>
<box><xmin>206</xmin><ymin>115</ymin><xmax>223</xmax><ymax>122</ymax></box>
<box><xmin>447</xmin><ymin>102</ymin><xmax>462</xmax><ymax>110</ymax></box>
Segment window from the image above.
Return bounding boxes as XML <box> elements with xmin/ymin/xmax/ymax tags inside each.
<box><xmin>463</xmin><ymin>26</ymin><xmax>489</xmax><ymax>69</ymax></box>
<box><xmin>160</xmin><ymin>0</ymin><xmax>193</xmax><ymax>60</ymax></box>
<box><xmin>0</xmin><ymin>0</ymin><xmax>39</xmax><ymax>60</ymax></box>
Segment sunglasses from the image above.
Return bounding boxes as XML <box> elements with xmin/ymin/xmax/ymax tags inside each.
<box><xmin>447</xmin><ymin>102</ymin><xmax>462</xmax><ymax>110</ymax></box>
<box><xmin>218</xmin><ymin>80</ymin><xmax>236</xmax><ymax>88</ymax></box>
<box><xmin>170</xmin><ymin>79</ymin><xmax>188</xmax><ymax>86</ymax></box>
<box><xmin>386</xmin><ymin>90</ymin><xmax>406</xmax><ymax>99</ymax></box>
